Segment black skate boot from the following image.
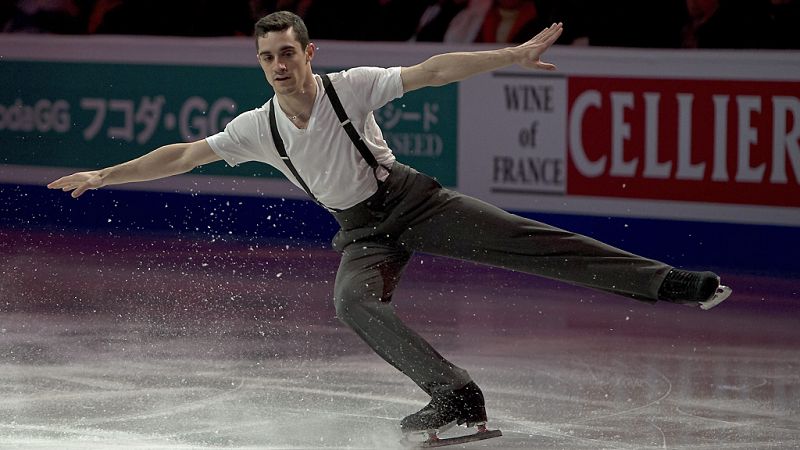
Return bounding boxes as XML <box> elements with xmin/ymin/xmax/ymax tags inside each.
<box><xmin>400</xmin><ymin>382</ymin><xmax>501</xmax><ymax>447</ymax></box>
<box><xmin>401</xmin><ymin>381</ymin><xmax>487</xmax><ymax>434</ymax></box>
<box><xmin>657</xmin><ymin>269</ymin><xmax>732</xmax><ymax>310</ymax></box>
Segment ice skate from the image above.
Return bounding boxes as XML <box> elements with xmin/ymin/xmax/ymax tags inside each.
<box><xmin>658</xmin><ymin>269</ymin><xmax>732</xmax><ymax>310</ymax></box>
<box><xmin>400</xmin><ymin>382</ymin><xmax>502</xmax><ymax>448</ymax></box>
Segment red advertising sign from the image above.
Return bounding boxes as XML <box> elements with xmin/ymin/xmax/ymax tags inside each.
<box><xmin>567</xmin><ymin>77</ymin><xmax>800</xmax><ymax>207</ymax></box>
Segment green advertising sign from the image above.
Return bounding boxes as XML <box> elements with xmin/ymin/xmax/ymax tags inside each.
<box><xmin>1</xmin><ymin>60</ymin><xmax>457</xmax><ymax>186</ymax></box>
<box><xmin>372</xmin><ymin>84</ymin><xmax>457</xmax><ymax>186</ymax></box>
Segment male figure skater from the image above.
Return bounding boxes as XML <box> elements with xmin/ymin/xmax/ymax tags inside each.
<box><xmin>49</xmin><ymin>11</ymin><xmax>731</xmax><ymax>442</ymax></box>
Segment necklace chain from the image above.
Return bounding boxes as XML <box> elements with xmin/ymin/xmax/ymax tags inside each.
<box><xmin>285</xmin><ymin>87</ymin><xmax>312</xmax><ymax>122</ymax></box>
<box><xmin>286</xmin><ymin>104</ymin><xmax>309</xmax><ymax>122</ymax></box>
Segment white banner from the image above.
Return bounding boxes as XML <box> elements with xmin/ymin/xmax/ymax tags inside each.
<box><xmin>458</xmin><ymin>49</ymin><xmax>800</xmax><ymax>227</ymax></box>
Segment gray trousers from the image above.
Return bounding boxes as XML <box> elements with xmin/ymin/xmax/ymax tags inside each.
<box><xmin>331</xmin><ymin>163</ymin><xmax>671</xmax><ymax>396</ymax></box>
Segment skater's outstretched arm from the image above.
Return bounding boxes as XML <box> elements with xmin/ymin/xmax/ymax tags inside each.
<box><xmin>400</xmin><ymin>22</ymin><xmax>563</xmax><ymax>93</ymax></box>
<box><xmin>47</xmin><ymin>139</ymin><xmax>221</xmax><ymax>198</ymax></box>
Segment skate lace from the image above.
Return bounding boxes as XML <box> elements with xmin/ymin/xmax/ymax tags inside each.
<box><xmin>673</xmin><ymin>270</ymin><xmax>697</xmax><ymax>286</ymax></box>
<box><xmin>662</xmin><ymin>270</ymin><xmax>700</xmax><ymax>297</ymax></box>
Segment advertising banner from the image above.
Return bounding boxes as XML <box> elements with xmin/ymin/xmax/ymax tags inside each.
<box><xmin>459</xmin><ymin>71</ymin><xmax>567</xmax><ymax>197</ymax></box>
<box><xmin>1</xmin><ymin>61</ymin><xmax>270</xmax><ymax>178</ymax></box>
<box><xmin>568</xmin><ymin>77</ymin><xmax>800</xmax><ymax>208</ymax></box>
<box><xmin>458</xmin><ymin>49</ymin><xmax>800</xmax><ymax>227</ymax></box>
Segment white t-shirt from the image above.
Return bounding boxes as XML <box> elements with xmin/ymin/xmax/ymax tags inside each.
<box><xmin>206</xmin><ymin>66</ymin><xmax>404</xmax><ymax>210</ymax></box>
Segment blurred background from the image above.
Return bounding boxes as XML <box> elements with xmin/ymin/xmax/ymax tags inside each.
<box><xmin>1</xmin><ymin>0</ymin><xmax>799</xmax><ymax>48</ymax></box>
<box><xmin>1</xmin><ymin>0</ymin><xmax>799</xmax><ymax>448</ymax></box>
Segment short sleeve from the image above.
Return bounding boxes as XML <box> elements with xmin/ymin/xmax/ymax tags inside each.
<box><xmin>205</xmin><ymin>110</ymin><xmax>261</xmax><ymax>167</ymax></box>
<box><xmin>339</xmin><ymin>66</ymin><xmax>404</xmax><ymax>113</ymax></box>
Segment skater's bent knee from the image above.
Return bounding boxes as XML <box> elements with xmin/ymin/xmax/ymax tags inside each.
<box><xmin>333</xmin><ymin>292</ymin><xmax>364</xmax><ymax>324</ymax></box>
<box><xmin>333</xmin><ymin>289</ymin><xmax>390</xmax><ymax>327</ymax></box>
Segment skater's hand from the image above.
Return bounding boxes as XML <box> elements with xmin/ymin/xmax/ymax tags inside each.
<box><xmin>400</xmin><ymin>22</ymin><xmax>564</xmax><ymax>92</ymax></box>
<box><xmin>514</xmin><ymin>22</ymin><xmax>563</xmax><ymax>71</ymax></box>
<box><xmin>47</xmin><ymin>170</ymin><xmax>104</xmax><ymax>198</ymax></box>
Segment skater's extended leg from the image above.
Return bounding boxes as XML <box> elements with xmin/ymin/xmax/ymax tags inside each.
<box><xmin>397</xmin><ymin>188</ymin><xmax>671</xmax><ymax>301</ymax></box>
<box><xmin>333</xmin><ymin>241</ymin><xmax>471</xmax><ymax>396</ymax></box>
<box><xmin>397</xmin><ymin>185</ymin><xmax>729</xmax><ymax>307</ymax></box>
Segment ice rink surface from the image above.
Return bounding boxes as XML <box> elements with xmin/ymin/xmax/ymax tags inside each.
<box><xmin>2</xmin><ymin>229</ymin><xmax>799</xmax><ymax>449</ymax></box>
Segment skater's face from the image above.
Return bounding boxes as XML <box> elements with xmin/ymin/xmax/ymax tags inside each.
<box><xmin>256</xmin><ymin>27</ymin><xmax>315</xmax><ymax>96</ymax></box>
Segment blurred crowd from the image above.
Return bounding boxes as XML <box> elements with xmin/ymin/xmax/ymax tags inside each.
<box><xmin>2</xmin><ymin>0</ymin><xmax>799</xmax><ymax>49</ymax></box>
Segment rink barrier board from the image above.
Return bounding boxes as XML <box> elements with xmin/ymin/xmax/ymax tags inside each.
<box><xmin>2</xmin><ymin>182</ymin><xmax>797</xmax><ymax>278</ymax></box>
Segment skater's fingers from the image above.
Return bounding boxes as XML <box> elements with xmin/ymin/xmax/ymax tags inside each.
<box><xmin>71</xmin><ymin>182</ymin><xmax>95</xmax><ymax>198</ymax></box>
<box><xmin>49</xmin><ymin>173</ymin><xmax>85</xmax><ymax>189</ymax></box>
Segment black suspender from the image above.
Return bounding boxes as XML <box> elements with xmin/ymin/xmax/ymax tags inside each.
<box><xmin>320</xmin><ymin>73</ymin><xmax>383</xmax><ymax>173</ymax></box>
<box><xmin>268</xmin><ymin>73</ymin><xmax>387</xmax><ymax>211</ymax></box>
<box><xmin>268</xmin><ymin>97</ymin><xmax>331</xmax><ymax>210</ymax></box>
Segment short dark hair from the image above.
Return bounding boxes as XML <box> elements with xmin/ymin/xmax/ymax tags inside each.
<box><xmin>254</xmin><ymin>11</ymin><xmax>310</xmax><ymax>50</ymax></box>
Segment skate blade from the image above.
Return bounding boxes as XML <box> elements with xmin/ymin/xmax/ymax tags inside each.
<box><xmin>401</xmin><ymin>421</ymin><xmax>458</xmax><ymax>445</ymax></box>
<box><xmin>700</xmin><ymin>285</ymin><xmax>732</xmax><ymax>310</ymax></box>
<box><xmin>419</xmin><ymin>428</ymin><xmax>502</xmax><ymax>448</ymax></box>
